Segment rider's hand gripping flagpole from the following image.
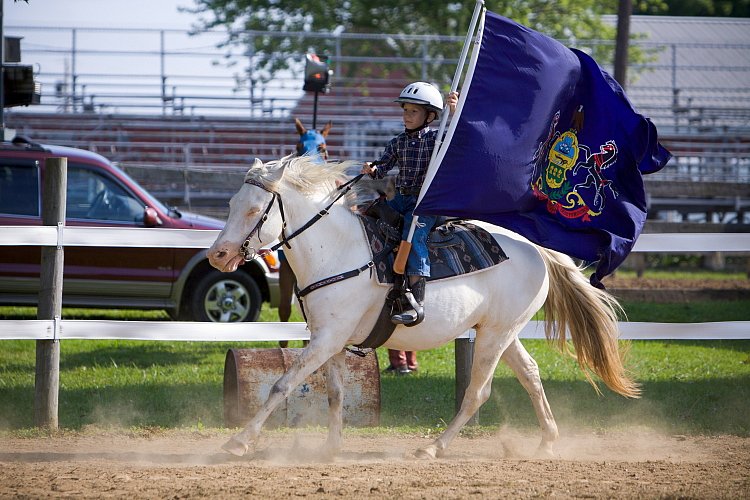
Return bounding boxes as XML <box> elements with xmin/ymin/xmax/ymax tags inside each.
<box><xmin>393</xmin><ymin>0</ymin><xmax>486</xmax><ymax>275</ymax></box>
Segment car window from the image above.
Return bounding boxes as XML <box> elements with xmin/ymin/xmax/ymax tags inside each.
<box><xmin>0</xmin><ymin>161</ymin><xmax>40</xmax><ymax>217</ymax></box>
<box><xmin>67</xmin><ymin>166</ymin><xmax>144</xmax><ymax>222</ymax></box>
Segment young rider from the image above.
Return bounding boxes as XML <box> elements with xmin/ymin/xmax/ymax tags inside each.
<box><xmin>361</xmin><ymin>82</ymin><xmax>458</xmax><ymax>325</ymax></box>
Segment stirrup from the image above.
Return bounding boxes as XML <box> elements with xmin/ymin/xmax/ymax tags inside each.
<box><xmin>391</xmin><ymin>308</ymin><xmax>423</xmax><ymax>326</ymax></box>
<box><xmin>391</xmin><ymin>290</ymin><xmax>425</xmax><ymax>327</ymax></box>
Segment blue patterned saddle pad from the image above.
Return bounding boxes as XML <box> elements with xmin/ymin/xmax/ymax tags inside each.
<box><xmin>359</xmin><ymin>215</ymin><xmax>509</xmax><ymax>285</ymax></box>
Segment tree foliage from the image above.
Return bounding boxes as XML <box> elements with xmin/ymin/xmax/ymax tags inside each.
<box><xmin>181</xmin><ymin>0</ymin><xmax>662</xmax><ymax>86</ymax></box>
<box><xmin>635</xmin><ymin>0</ymin><xmax>750</xmax><ymax>17</ymax></box>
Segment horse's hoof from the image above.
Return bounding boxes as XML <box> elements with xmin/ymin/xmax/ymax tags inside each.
<box><xmin>414</xmin><ymin>446</ymin><xmax>438</xmax><ymax>460</ymax></box>
<box><xmin>221</xmin><ymin>437</ymin><xmax>249</xmax><ymax>457</ymax></box>
<box><xmin>534</xmin><ymin>442</ymin><xmax>556</xmax><ymax>459</ymax></box>
<box><xmin>318</xmin><ymin>445</ymin><xmax>340</xmax><ymax>462</ymax></box>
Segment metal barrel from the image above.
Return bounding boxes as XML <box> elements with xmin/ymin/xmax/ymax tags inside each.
<box><xmin>223</xmin><ymin>348</ymin><xmax>380</xmax><ymax>428</ymax></box>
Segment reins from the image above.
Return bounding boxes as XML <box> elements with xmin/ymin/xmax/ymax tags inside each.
<box><xmin>239</xmin><ymin>173</ymin><xmax>364</xmax><ymax>261</ymax></box>
<box><xmin>269</xmin><ymin>173</ymin><xmax>364</xmax><ymax>252</ymax></box>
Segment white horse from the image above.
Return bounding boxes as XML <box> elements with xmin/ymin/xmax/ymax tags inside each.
<box><xmin>207</xmin><ymin>155</ymin><xmax>639</xmax><ymax>459</ymax></box>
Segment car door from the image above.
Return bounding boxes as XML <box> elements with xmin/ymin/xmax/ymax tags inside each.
<box><xmin>0</xmin><ymin>158</ymin><xmax>43</xmax><ymax>301</ymax></box>
<box><xmin>0</xmin><ymin>157</ymin><xmax>175</xmax><ymax>307</ymax></box>
<box><xmin>62</xmin><ymin>162</ymin><xmax>176</xmax><ymax>306</ymax></box>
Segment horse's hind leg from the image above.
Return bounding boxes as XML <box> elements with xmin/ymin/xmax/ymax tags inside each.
<box><xmin>501</xmin><ymin>338</ymin><xmax>559</xmax><ymax>457</ymax></box>
<box><xmin>322</xmin><ymin>350</ymin><xmax>346</xmax><ymax>458</ymax></box>
<box><xmin>415</xmin><ymin>328</ymin><xmax>512</xmax><ymax>460</ymax></box>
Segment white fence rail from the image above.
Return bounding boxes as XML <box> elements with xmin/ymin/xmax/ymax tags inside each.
<box><xmin>1</xmin><ymin>226</ymin><xmax>749</xmax><ymax>341</ymax></box>
<box><xmin>2</xmin><ymin>319</ymin><xmax>750</xmax><ymax>342</ymax></box>
<box><xmin>2</xmin><ymin>225</ymin><xmax>749</xmax><ymax>251</ymax></box>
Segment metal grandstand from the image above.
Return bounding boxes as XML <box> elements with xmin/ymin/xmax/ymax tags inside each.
<box><xmin>4</xmin><ymin>16</ymin><xmax>749</xmax><ymax>222</ymax></box>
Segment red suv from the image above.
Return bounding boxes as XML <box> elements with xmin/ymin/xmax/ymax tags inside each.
<box><xmin>0</xmin><ymin>137</ymin><xmax>279</xmax><ymax>321</ymax></box>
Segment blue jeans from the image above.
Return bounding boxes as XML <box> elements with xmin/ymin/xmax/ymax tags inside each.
<box><xmin>387</xmin><ymin>192</ymin><xmax>436</xmax><ymax>277</ymax></box>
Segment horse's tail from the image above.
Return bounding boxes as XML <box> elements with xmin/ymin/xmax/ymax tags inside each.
<box><xmin>537</xmin><ymin>247</ymin><xmax>640</xmax><ymax>398</ymax></box>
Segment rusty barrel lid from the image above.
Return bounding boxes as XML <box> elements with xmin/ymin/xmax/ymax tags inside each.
<box><xmin>223</xmin><ymin>348</ymin><xmax>380</xmax><ymax>428</ymax></box>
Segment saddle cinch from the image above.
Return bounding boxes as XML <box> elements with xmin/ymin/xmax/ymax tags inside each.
<box><xmin>355</xmin><ymin>198</ymin><xmax>509</xmax><ymax>348</ymax></box>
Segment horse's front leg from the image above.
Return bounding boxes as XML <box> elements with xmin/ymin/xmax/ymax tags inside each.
<box><xmin>222</xmin><ymin>337</ymin><xmax>345</xmax><ymax>457</ymax></box>
<box><xmin>322</xmin><ymin>349</ymin><xmax>347</xmax><ymax>458</ymax></box>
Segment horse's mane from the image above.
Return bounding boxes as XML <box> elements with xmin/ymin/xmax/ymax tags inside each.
<box><xmin>244</xmin><ymin>155</ymin><xmax>375</xmax><ymax>208</ymax></box>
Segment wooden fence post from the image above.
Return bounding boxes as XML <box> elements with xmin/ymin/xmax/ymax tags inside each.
<box><xmin>454</xmin><ymin>335</ymin><xmax>479</xmax><ymax>426</ymax></box>
<box><xmin>34</xmin><ymin>157</ymin><xmax>67</xmax><ymax>429</ymax></box>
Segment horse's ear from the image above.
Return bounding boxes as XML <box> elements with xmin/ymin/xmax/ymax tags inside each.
<box><xmin>294</xmin><ymin>117</ymin><xmax>306</xmax><ymax>135</ymax></box>
<box><xmin>246</xmin><ymin>158</ymin><xmax>266</xmax><ymax>182</ymax></box>
<box><xmin>321</xmin><ymin>121</ymin><xmax>333</xmax><ymax>138</ymax></box>
<box><xmin>266</xmin><ymin>153</ymin><xmax>295</xmax><ymax>184</ymax></box>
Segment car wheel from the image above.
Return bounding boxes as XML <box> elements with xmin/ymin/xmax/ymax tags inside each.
<box><xmin>189</xmin><ymin>270</ymin><xmax>262</xmax><ymax>322</ymax></box>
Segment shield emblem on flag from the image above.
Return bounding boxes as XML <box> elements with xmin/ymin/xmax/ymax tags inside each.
<box><xmin>545</xmin><ymin>131</ymin><xmax>579</xmax><ymax>189</ymax></box>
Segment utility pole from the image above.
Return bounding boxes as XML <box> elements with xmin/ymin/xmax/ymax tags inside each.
<box><xmin>614</xmin><ymin>0</ymin><xmax>632</xmax><ymax>89</ymax></box>
<box><xmin>1</xmin><ymin>0</ymin><xmax>6</xmax><ymax>139</ymax></box>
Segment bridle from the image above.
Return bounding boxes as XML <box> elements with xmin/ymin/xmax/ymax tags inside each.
<box><xmin>238</xmin><ymin>173</ymin><xmax>364</xmax><ymax>262</ymax></box>
<box><xmin>238</xmin><ymin>178</ymin><xmax>286</xmax><ymax>262</ymax></box>
<box><xmin>238</xmin><ymin>170</ymin><xmax>387</xmax><ymax>342</ymax></box>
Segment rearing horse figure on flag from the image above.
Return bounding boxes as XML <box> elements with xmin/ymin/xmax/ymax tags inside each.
<box><xmin>572</xmin><ymin>141</ymin><xmax>619</xmax><ymax>210</ymax></box>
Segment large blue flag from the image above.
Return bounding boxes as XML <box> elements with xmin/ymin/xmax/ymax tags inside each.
<box><xmin>416</xmin><ymin>10</ymin><xmax>672</xmax><ymax>287</ymax></box>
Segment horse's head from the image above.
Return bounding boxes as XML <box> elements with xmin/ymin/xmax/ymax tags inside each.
<box><xmin>295</xmin><ymin>118</ymin><xmax>331</xmax><ymax>162</ymax></box>
<box><xmin>207</xmin><ymin>157</ymin><xmax>289</xmax><ymax>273</ymax></box>
<box><xmin>601</xmin><ymin>140</ymin><xmax>618</xmax><ymax>159</ymax></box>
<box><xmin>208</xmin><ymin>154</ymin><xmax>360</xmax><ymax>273</ymax></box>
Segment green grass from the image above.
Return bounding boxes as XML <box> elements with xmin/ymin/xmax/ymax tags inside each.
<box><xmin>611</xmin><ymin>268</ymin><xmax>747</xmax><ymax>281</ymax></box>
<box><xmin>1</xmin><ymin>301</ymin><xmax>749</xmax><ymax>436</ymax></box>
<box><xmin>621</xmin><ymin>300</ymin><xmax>750</xmax><ymax>322</ymax></box>
<box><xmin>0</xmin><ymin>305</ymin><xmax>283</xmax><ymax>322</ymax></box>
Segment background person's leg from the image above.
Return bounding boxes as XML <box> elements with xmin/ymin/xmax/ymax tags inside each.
<box><xmin>387</xmin><ymin>349</ymin><xmax>411</xmax><ymax>374</ymax></box>
<box><xmin>406</xmin><ymin>351</ymin><xmax>418</xmax><ymax>371</ymax></box>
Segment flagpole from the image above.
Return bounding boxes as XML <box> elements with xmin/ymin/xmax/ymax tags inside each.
<box><xmin>392</xmin><ymin>0</ymin><xmax>486</xmax><ymax>275</ymax></box>
<box><xmin>426</xmin><ymin>0</ymin><xmax>485</xmax><ymax>171</ymax></box>
<box><xmin>418</xmin><ymin>6</ymin><xmax>486</xmax><ymax>206</ymax></box>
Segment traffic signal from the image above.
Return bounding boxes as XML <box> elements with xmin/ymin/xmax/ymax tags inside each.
<box><xmin>303</xmin><ymin>53</ymin><xmax>331</xmax><ymax>93</ymax></box>
<box><xmin>3</xmin><ymin>36</ymin><xmax>41</xmax><ymax>108</ymax></box>
<box><xmin>3</xmin><ymin>65</ymin><xmax>41</xmax><ymax>107</ymax></box>
<box><xmin>5</xmin><ymin>37</ymin><xmax>21</xmax><ymax>63</ymax></box>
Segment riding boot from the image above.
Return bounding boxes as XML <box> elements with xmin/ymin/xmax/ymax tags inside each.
<box><xmin>391</xmin><ymin>277</ymin><xmax>426</xmax><ymax>327</ymax></box>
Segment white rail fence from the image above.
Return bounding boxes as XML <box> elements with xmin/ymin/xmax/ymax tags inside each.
<box><xmin>1</xmin><ymin>226</ymin><xmax>749</xmax><ymax>341</ymax></box>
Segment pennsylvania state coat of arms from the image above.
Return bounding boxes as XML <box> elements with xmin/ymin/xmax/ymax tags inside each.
<box><xmin>531</xmin><ymin>108</ymin><xmax>620</xmax><ymax>221</ymax></box>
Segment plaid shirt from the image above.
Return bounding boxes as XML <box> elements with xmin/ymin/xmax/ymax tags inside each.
<box><xmin>373</xmin><ymin>127</ymin><xmax>437</xmax><ymax>190</ymax></box>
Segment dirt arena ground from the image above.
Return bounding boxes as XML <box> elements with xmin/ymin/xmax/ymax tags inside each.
<box><xmin>2</xmin><ymin>428</ymin><xmax>748</xmax><ymax>498</ymax></box>
<box><xmin>603</xmin><ymin>275</ymin><xmax>750</xmax><ymax>291</ymax></box>
<box><xmin>2</xmin><ymin>276</ymin><xmax>746</xmax><ymax>498</ymax></box>
<box><xmin>604</xmin><ymin>274</ymin><xmax>750</xmax><ymax>298</ymax></box>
